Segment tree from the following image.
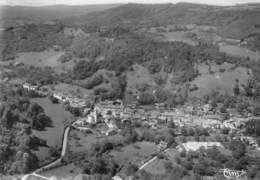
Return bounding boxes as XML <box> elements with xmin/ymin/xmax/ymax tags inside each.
<box><xmin>233</xmin><ymin>83</ymin><xmax>240</xmax><ymax>96</ymax></box>
<box><xmin>167</xmin><ymin>121</ymin><xmax>175</xmax><ymax>128</ymax></box>
<box><xmin>229</xmin><ymin>140</ymin><xmax>246</xmax><ymax>159</ymax></box>
<box><xmin>245</xmin><ymin>119</ymin><xmax>260</xmax><ymax>136</ymax></box>
<box><xmin>48</xmin><ymin>95</ymin><xmax>59</xmax><ymax>104</ymax></box>
<box><xmin>164</xmin><ymin>161</ymin><xmax>173</xmax><ymax>173</ymax></box>
<box><xmin>253</xmin><ymin>106</ymin><xmax>260</xmax><ymax>116</ymax></box>
<box><xmin>138</xmin><ymin>93</ymin><xmax>155</xmax><ymax>105</ymax></box>
<box><xmin>220</xmin><ymin>105</ymin><xmax>227</xmax><ymax>113</ymax></box>
<box><xmin>123</xmin><ymin>163</ymin><xmax>138</xmax><ymax>176</ymax></box>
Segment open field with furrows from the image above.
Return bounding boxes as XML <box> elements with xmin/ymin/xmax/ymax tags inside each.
<box><xmin>31</xmin><ymin>97</ymin><xmax>73</xmax><ymax>162</ymax></box>
<box><xmin>109</xmin><ymin>141</ymin><xmax>158</xmax><ymax>167</ymax></box>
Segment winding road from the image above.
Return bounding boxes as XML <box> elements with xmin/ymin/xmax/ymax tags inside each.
<box><xmin>34</xmin><ymin>126</ymin><xmax>71</xmax><ymax>173</ymax></box>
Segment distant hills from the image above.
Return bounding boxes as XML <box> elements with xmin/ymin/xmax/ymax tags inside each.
<box><xmin>0</xmin><ymin>4</ymin><xmax>121</xmax><ymax>27</ymax></box>
<box><xmin>67</xmin><ymin>3</ymin><xmax>259</xmax><ymax>50</ymax></box>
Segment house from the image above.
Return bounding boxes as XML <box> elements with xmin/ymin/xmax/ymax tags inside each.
<box><xmin>95</xmin><ymin>100</ymin><xmax>124</xmax><ymax>121</ymax></box>
<box><xmin>23</xmin><ymin>83</ymin><xmax>38</xmax><ymax>91</ymax></box>
<box><xmin>177</xmin><ymin>141</ymin><xmax>223</xmax><ymax>152</ymax></box>
<box><xmin>112</xmin><ymin>175</ymin><xmax>124</xmax><ymax>180</ymax></box>
<box><xmin>69</xmin><ymin>98</ymin><xmax>87</xmax><ymax>108</ymax></box>
<box><xmin>53</xmin><ymin>92</ymin><xmax>67</xmax><ymax>102</ymax></box>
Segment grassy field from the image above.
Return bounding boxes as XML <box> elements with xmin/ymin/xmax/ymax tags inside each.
<box><xmin>54</xmin><ymin>83</ymin><xmax>91</xmax><ymax>98</ymax></box>
<box><xmin>161</xmin><ymin>31</ymin><xmax>197</xmax><ymax>46</ymax></box>
<box><xmin>143</xmin><ymin>149</ymin><xmax>179</xmax><ymax>175</ymax></box>
<box><xmin>109</xmin><ymin>141</ymin><xmax>158</xmax><ymax>166</ymax></box>
<box><xmin>126</xmin><ymin>64</ymin><xmax>157</xmax><ymax>94</ymax></box>
<box><xmin>219</xmin><ymin>43</ymin><xmax>260</xmax><ymax>61</ymax></box>
<box><xmin>189</xmin><ymin>65</ymin><xmax>252</xmax><ymax>97</ymax></box>
<box><xmin>31</xmin><ymin>97</ymin><xmax>73</xmax><ymax>161</ymax></box>
<box><xmin>68</xmin><ymin>129</ymin><xmax>123</xmax><ymax>154</ymax></box>
<box><xmin>15</xmin><ymin>50</ymin><xmax>64</xmax><ymax>67</ymax></box>
<box><xmin>41</xmin><ymin>163</ymin><xmax>80</xmax><ymax>179</ymax></box>
<box><xmin>14</xmin><ymin>49</ymin><xmax>76</xmax><ymax>73</ymax></box>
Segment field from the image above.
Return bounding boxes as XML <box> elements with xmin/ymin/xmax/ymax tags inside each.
<box><xmin>14</xmin><ymin>49</ymin><xmax>76</xmax><ymax>73</ymax></box>
<box><xmin>68</xmin><ymin>129</ymin><xmax>123</xmax><ymax>154</ymax></box>
<box><xmin>219</xmin><ymin>43</ymin><xmax>260</xmax><ymax>61</ymax></box>
<box><xmin>143</xmin><ymin>149</ymin><xmax>179</xmax><ymax>175</ymax></box>
<box><xmin>109</xmin><ymin>141</ymin><xmax>158</xmax><ymax>167</ymax></box>
<box><xmin>15</xmin><ymin>50</ymin><xmax>64</xmax><ymax>67</ymax></box>
<box><xmin>161</xmin><ymin>31</ymin><xmax>197</xmax><ymax>46</ymax></box>
<box><xmin>126</xmin><ymin>64</ymin><xmax>157</xmax><ymax>94</ymax></box>
<box><xmin>40</xmin><ymin>163</ymin><xmax>80</xmax><ymax>179</ymax></box>
<box><xmin>189</xmin><ymin>63</ymin><xmax>252</xmax><ymax>97</ymax></box>
<box><xmin>54</xmin><ymin>83</ymin><xmax>91</xmax><ymax>98</ymax></box>
<box><xmin>31</xmin><ymin>97</ymin><xmax>73</xmax><ymax>162</ymax></box>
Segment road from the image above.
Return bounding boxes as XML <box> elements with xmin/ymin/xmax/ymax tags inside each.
<box><xmin>138</xmin><ymin>148</ymin><xmax>170</xmax><ymax>170</ymax></box>
<box><xmin>34</xmin><ymin>126</ymin><xmax>70</xmax><ymax>173</ymax></box>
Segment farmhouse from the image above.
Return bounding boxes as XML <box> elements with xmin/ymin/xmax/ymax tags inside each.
<box><xmin>23</xmin><ymin>83</ymin><xmax>38</xmax><ymax>91</ymax></box>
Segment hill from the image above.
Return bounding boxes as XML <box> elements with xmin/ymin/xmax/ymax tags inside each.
<box><xmin>0</xmin><ymin>4</ymin><xmax>120</xmax><ymax>28</ymax></box>
<box><xmin>72</xmin><ymin>3</ymin><xmax>260</xmax><ymax>51</ymax></box>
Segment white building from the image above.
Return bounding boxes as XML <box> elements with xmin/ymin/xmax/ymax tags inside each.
<box><xmin>177</xmin><ymin>141</ymin><xmax>223</xmax><ymax>152</ymax></box>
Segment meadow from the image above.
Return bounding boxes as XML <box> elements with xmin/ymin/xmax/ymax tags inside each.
<box><xmin>31</xmin><ymin>97</ymin><xmax>73</xmax><ymax>162</ymax></box>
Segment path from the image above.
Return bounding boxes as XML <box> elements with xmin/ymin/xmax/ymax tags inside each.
<box><xmin>34</xmin><ymin>126</ymin><xmax>71</xmax><ymax>173</ymax></box>
<box><xmin>138</xmin><ymin>148</ymin><xmax>170</xmax><ymax>170</ymax></box>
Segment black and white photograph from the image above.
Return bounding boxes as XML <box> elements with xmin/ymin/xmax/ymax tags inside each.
<box><xmin>0</xmin><ymin>0</ymin><xmax>260</xmax><ymax>179</ymax></box>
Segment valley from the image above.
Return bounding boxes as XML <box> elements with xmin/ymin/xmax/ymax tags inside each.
<box><xmin>1</xmin><ymin>2</ymin><xmax>260</xmax><ymax>180</ymax></box>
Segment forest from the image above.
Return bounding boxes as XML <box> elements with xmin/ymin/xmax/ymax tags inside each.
<box><xmin>0</xmin><ymin>85</ymin><xmax>52</xmax><ymax>174</ymax></box>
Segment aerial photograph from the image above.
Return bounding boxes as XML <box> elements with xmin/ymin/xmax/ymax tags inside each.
<box><xmin>0</xmin><ymin>0</ymin><xmax>260</xmax><ymax>179</ymax></box>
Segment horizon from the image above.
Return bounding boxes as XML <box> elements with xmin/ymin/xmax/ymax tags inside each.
<box><xmin>1</xmin><ymin>0</ymin><xmax>260</xmax><ymax>7</ymax></box>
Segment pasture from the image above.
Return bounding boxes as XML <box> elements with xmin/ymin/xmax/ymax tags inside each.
<box><xmin>68</xmin><ymin>130</ymin><xmax>123</xmax><ymax>154</ymax></box>
<box><xmin>189</xmin><ymin>65</ymin><xmax>252</xmax><ymax>97</ymax></box>
<box><xmin>219</xmin><ymin>43</ymin><xmax>260</xmax><ymax>61</ymax></box>
<box><xmin>31</xmin><ymin>97</ymin><xmax>73</xmax><ymax>162</ymax></box>
<box><xmin>15</xmin><ymin>50</ymin><xmax>64</xmax><ymax>67</ymax></box>
<box><xmin>143</xmin><ymin>149</ymin><xmax>179</xmax><ymax>175</ymax></box>
<box><xmin>109</xmin><ymin>141</ymin><xmax>158</xmax><ymax>166</ymax></box>
<box><xmin>161</xmin><ymin>31</ymin><xmax>197</xmax><ymax>46</ymax></box>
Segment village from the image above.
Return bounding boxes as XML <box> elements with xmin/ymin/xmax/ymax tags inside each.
<box><xmin>22</xmin><ymin>82</ymin><xmax>260</xmax><ymax>153</ymax></box>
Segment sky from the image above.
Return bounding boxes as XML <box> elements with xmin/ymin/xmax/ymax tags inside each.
<box><xmin>0</xmin><ymin>0</ymin><xmax>260</xmax><ymax>6</ymax></box>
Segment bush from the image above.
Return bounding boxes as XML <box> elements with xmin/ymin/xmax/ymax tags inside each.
<box><xmin>48</xmin><ymin>95</ymin><xmax>59</xmax><ymax>104</ymax></box>
<box><xmin>84</xmin><ymin>75</ymin><xmax>104</xmax><ymax>89</ymax></box>
<box><xmin>138</xmin><ymin>93</ymin><xmax>155</xmax><ymax>105</ymax></box>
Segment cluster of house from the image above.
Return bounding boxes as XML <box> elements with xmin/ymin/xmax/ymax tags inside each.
<box><xmin>223</xmin><ymin>117</ymin><xmax>250</xmax><ymax>130</ymax></box>
<box><xmin>238</xmin><ymin>136</ymin><xmax>260</xmax><ymax>151</ymax></box>
<box><xmin>52</xmin><ymin>91</ymin><xmax>87</xmax><ymax>108</ymax></box>
<box><xmin>22</xmin><ymin>83</ymin><xmax>49</xmax><ymax>96</ymax></box>
<box><xmin>71</xmin><ymin>99</ymin><xmax>256</xmax><ymax>136</ymax></box>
